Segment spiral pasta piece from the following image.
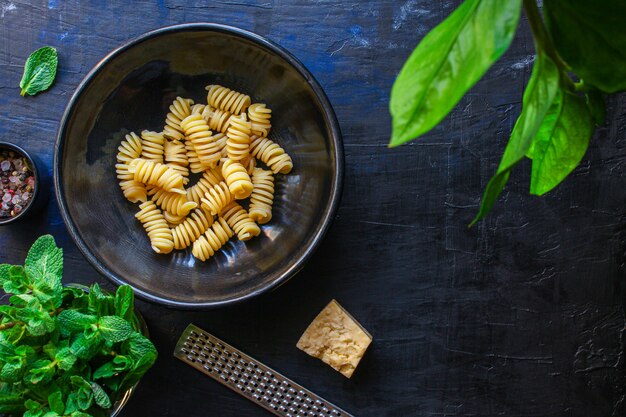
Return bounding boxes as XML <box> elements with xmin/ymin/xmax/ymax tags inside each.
<box><xmin>116</xmin><ymin>132</ymin><xmax>147</xmax><ymax>203</ymax></box>
<box><xmin>164</xmin><ymin>139</ymin><xmax>189</xmax><ymax>184</ymax></box>
<box><xmin>202</xmin><ymin>107</ymin><xmax>234</xmax><ymax>133</ymax></box>
<box><xmin>128</xmin><ymin>158</ymin><xmax>185</xmax><ymax>194</ymax></box>
<box><xmin>241</xmin><ymin>155</ymin><xmax>256</xmax><ymax>175</ymax></box>
<box><xmin>191</xmin><ymin>218</ymin><xmax>233</xmax><ymax>261</ymax></box>
<box><xmin>191</xmin><ymin>103</ymin><xmax>206</xmax><ymax>115</ymax></box>
<box><xmin>221</xmin><ymin>202</ymin><xmax>260</xmax><ymax>241</ymax></box>
<box><xmin>247</xmin><ymin>103</ymin><xmax>272</xmax><ymax>137</ymax></box>
<box><xmin>140</xmin><ymin>130</ymin><xmax>165</xmax><ymax>163</ymax></box>
<box><xmin>226</xmin><ymin>113</ymin><xmax>252</xmax><ymax>161</ymax></box>
<box><xmin>249</xmin><ymin>168</ymin><xmax>275</xmax><ymax>224</ymax></box>
<box><xmin>163</xmin><ymin>96</ymin><xmax>192</xmax><ymax>140</ymax></box>
<box><xmin>205</xmin><ymin>84</ymin><xmax>251</xmax><ymax>115</ymax></box>
<box><xmin>221</xmin><ymin>158</ymin><xmax>253</xmax><ymax>199</ymax></box>
<box><xmin>186</xmin><ymin>168</ymin><xmax>223</xmax><ymax>205</ymax></box>
<box><xmin>180</xmin><ymin>114</ymin><xmax>222</xmax><ymax>167</ymax></box>
<box><xmin>117</xmin><ymin>132</ymin><xmax>142</xmax><ymax>164</ymax></box>
<box><xmin>171</xmin><ymin>208</ymin><xmax>214</xmax><ymax>250</ymax></box>
<box><xmin>200</xmin><ymin>181</ymin><xmax>233</xmax><ymax>215</ymax></box>
<box><xmin>163</xmin><ymin>210</ymin><xmax>186</xmax><ymax>227</ymax></box>
<box><xmin>250</xmin><ymin>135</ymin><xmax>293</xmax><ymax>174</ymax></box>
<box><xmin>135</xmin><ymin>201</ymin><xmax>174</xmax><ymax>254</ymax></box>
<box><xmin>151</xmin><ymin>187</ymin><xmax>197</xmax><ymax>216</ymax></box>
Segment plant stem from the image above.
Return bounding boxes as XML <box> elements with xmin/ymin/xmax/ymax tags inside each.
<box><xmin>523</xmin><ymin>0</ymin><xmax>575</xmax><ymax>89</ymax></box>
<box><xmin>0</xmin><ymin>322</ymin><xmax>17</xmax><ymax>330</ymax></box>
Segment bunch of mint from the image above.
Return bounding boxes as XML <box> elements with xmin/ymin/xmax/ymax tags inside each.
<box><xmin>0</xmin><ymin>235</ymin><xmax>157</xmax><ymax>417</ymax></box>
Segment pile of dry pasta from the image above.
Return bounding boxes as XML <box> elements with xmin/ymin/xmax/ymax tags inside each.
<box><xmin>115</xmin><ymin>84</ymin><xmax>293</xmax><ymax>261</ymax></box>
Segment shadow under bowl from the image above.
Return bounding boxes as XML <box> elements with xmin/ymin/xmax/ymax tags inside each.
<box><xmin>54</xmin><ymin>23</ymin><xmax>343</xmax><ymax>309</ymax></box>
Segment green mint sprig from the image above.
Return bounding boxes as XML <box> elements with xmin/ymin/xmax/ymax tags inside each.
<box><xmin>0</xmin><ymin>235</ymin><xmax>157</xmax><ymax>417</ymax></box>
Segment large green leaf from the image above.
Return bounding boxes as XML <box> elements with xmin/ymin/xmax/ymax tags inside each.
<box><xmin>24</xmin><ymin>235</ymin><xmax>63</xmax><ymax>293</ymax></box>
<box><xmin>544</xmin><ymin>0</ymin><xmax>626</xmax><ymax>93</ymax></box>
<box><xmin>527</xmin><ymin>89</ymin><xmax>593</xmax><ymax>195</ymax></box>
<box><xmin>470</xmin><ymin>52</ymin><xmax>559</xmax><ymax>226</ymax></box>
<box><xmin>389</xmin><ymin>0</ymin><xmax>522</xmax><ymax>146</ymax></box>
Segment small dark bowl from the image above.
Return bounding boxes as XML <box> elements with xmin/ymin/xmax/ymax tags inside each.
<box><xmin>0</xmin><ymin>142</ymin><xmax>48</xmax><ymax>225</ymax></box>
<box><xmin>54</xmin><ymin>24</ymin><xmax>344</xmax><ymax>309</ymax></box>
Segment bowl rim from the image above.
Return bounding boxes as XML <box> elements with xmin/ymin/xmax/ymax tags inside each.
<box><xmin>53</xmin><ymin>23</ymin><xmax>345</xmax><ymax>309</ymax></box>
<box><xmin>0</xmin><ymin>141</ymin><xmax>41</xmax><ymax>225</ymax></box>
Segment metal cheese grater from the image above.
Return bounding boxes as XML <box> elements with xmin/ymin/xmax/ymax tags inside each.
<box><xmin>174</xmin><ymin>324</ymin><xmax>355</xmax><ymax>417</ymax></box>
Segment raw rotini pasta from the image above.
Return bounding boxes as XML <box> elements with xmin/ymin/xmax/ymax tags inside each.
<box><xmin>202</xmin><ymin>107</ymin><xmax>233</xmax><ymax>133</ymax></box>
<box><xmin>171</xmin><ymin>208</ymin><xmax>214</xmax><ymax>250</ymax></box>
<box><xmin>249</xmin><ymin>168</ymin><xmax>274</xmax><ymax>224</ymax></box>
<box><xmin>221</xmin><ymin>157</ymin><xmax>253</xmax><ymax>199</ymax></box>
<box><xmin>163</xmin><ymin>210</ymin><xmax>186</xmax><ymax>228</ymax></box>
<box><xmin>114</xmin><ymin>84</ymin><xmax>293</xmax><ymax>262</ymax></box>
<box><xmin>135</xmin><ymin>201</ymin><xmax>174</xmax><ymax>254</ymax></box>
<box><xmin>200</xmin><ymin>181</ymin><xmax>233</xmax><ymax>216</ymax></box>
<box><xmin>248</xmin><ymin>103</ymin><xmax>272</xmax><ymax>137</ymax></box>
<box><xmin>250</xmin><ymin>135</ymin><xmax>293</xmax><ymax>174</ymax></box>
<box><xmin>163</xmin><ymin>96</ymin><xmax>192</xmax><ymax>140</ymax></box>
<box><xmin>151</xmin><ymin>187</ymin><xmax>197</xmax><ymax>216</ymax></box>
<box><xmin>191</xmin><ymin>217</ymin><xmax>233</xmax><ymax>261</ymax></box>
<box><xmin>206</xmin><ymin>84</ymin><xmax>251</xmax><ymax>115</ymax></box>
<box><xmin>226</xmin><ymin>114</ymin><xmax>252</xmax><ymax>161</ymax></box>
<box><xmin>128</xmin><ymin>158</ymin><xmax>186</xmax><ymax>194</ymax></box>
<box><xmin>140</xmin><ymin>130</ymin><xmax>165</xmax><ymax>163</ymax></box>
<box><xmin>116</xmin><ymin>132</ymin><xmax>147</xmax><ymax>203</ymax></box>
<box><xmin>164</xmin><ymin>139</ymin><xmax>189</xmax><ymax>183</ymax></box>
<box><xmin>221</xmin><ymin>201</ymin><xmax>260</xmax><ymax>241</ymax></box>
<box><xmin>186</xmin><ymin>168</ymin><xmax>223</xmax><ymax>206</ymax></box>
<box><xmin>180</xmin><ymin>114</ymin><xmax>222</xmax><ymax>168</ymax></box>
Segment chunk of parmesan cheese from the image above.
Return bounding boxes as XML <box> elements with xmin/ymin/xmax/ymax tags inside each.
<box><xmin>296</xmin><ymin>299</ymin><xmax>372</xmax><ymax>378</ymax></box>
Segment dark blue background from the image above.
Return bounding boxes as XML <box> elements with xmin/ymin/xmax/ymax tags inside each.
<box><xmin>0</xmin><ymin>1</ymin><xmax>624</xmax><ymax>416</ymax></box>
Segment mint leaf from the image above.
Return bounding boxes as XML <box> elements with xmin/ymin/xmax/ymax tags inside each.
<box><xmin>88</xmin><ymin>284</ymin><xmax>114</xmax><ymax>317</ymax></box>
<box><xmin>24</xmin><ymin>399</ymin><xmax>44</xmax><ymax>417</ymax></box>
<box><xmin>90</xmin><ymin>381</ymin><xmax>111</xmax><ymax>409</ymax></box>
<box><xmin>98</xmin><ymin>316</ymin><xmax>132</xmax><ymax>343</ymax></box>
<box><xmin>55</xmin><ymin>347</ymin><xmax>77</xmax><ymax>371</ymax></box>
<box><xmin>93</xmin><ymin>355</ymin><xmax>132</xmax><ymax>379</ymax></box>
<box><xmin>19</xmin><ymin>46</ymin><xmax>58</xmax><ymax>96</ymax></box>
<box><xmin>16</xmin><ymin>298</ymin><xmax>56</xmax><ymax>336</ymax></box>
<box><xmin>57</xmin><ymin>310</ymin><xmax>97</xmax><ymax>337</ymax></box>
<box><xmin>24</xmin><ymin>359</ymin><xmax>56</xmax><ymax>385</ymax></box>
<box><xmin>70</xmin><ymin>332</ymin><xmax>103</xmax><ymax>361</ymax></box>
<box><xmin>123</xmin><ymin>332</ymin><xmax>157</xmax><ymax>360</ymax></box>
<box><xmin>114</xmin><ymin>285</ymin><xmax>134</xmax><ymax>322</ymax></box>
<box><xmin>64</xmin><ymin>392</ymin><xmax>79</xmax><ymax>414</ymax></box>
<box><xmin>2</xmin><ymin>265</ymin><xmax>31</xmax><ymax>295</ymax></box>
<box><xmin>70</xmin><ymin>376</ymin><xmax>93</xmax><ymax>410</ymax></box>
<box><xmin>48</xmin><ymin>391</ymin><xmax>64</xmax><ymax>414</ymax></box>
<box><xmin>0</xmin><ymin>264</ymin><xmax>12</xmax><ymax>286</ymax></box>
<box><xmin>120</xmin><ymin>350</ymin><xmax>157</xmax><ymax>391</ymax></box>
<box><xmin>24</xmin><ymin>235</ymin><xmax>63</xmax><ymax>290</ymax></box>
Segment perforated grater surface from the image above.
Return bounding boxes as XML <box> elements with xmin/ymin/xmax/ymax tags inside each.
<box><xmin>174</xmin><ymin>324</ymin><xmax>355</xmax><ymax>417</ymax></box>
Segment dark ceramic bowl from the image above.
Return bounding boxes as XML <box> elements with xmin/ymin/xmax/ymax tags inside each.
<box><xmin>0</xmin><ymin>142</ymin><xmax>48</xmax><ymax>225</ymax></box>
<box><xmin>54</xmin><ymin>24</ymin><xmax>343</xmax><ymax>309</ymax></box>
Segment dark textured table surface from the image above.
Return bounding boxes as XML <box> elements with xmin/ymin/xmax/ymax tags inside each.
<box><xmin>1</xmin><ymin>1</ymin><xmax>625</xmax><ymax>416</ymax></box>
